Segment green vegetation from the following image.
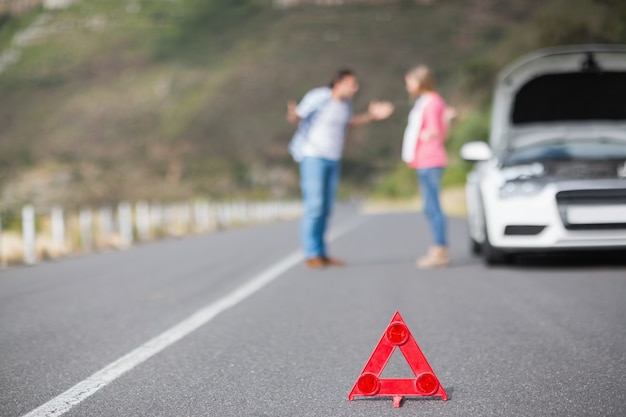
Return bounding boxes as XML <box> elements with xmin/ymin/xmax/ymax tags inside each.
<box><xmin>0</xmin><ymin>0</ymin><xmax>624</xmax><ymax>209</ymax></box>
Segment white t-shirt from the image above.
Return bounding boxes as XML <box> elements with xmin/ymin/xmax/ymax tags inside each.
<box><xmin>298</xmin><ymin>98</ymin><xmax>352</xmax><ymax>161</ymax></box>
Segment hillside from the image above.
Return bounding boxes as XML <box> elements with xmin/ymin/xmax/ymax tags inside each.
<box><xmin>0</xmin><ymin>0</ymin><xmax>624</xmax><ymax>210</ymax></box>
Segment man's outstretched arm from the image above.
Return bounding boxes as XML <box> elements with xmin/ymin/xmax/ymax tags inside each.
<box><xmin>349</xmin><ymin>100</ymin><xmax>394</xmax><ymax>127</ymax></box>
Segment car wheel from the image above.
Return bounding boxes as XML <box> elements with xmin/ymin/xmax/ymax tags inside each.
<box><xmin>470</xmin><ymin>237</ymin><xmax>482</xmax><ymax>256</ymax></box>
<box><xmin>482</xmin><ymin>219</ymin><xmax>513</xmax><ymax>266</ymax></box>
<box><xmin>482</xmin><ymin>237</ymin><xmax>512</xmax><ymax>266</ymax></box>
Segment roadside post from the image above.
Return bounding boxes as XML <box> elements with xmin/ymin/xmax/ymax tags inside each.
<box><xmin>22</xmin><ymin>205</ymin><xmax>36</xmax><ymax>265</ymax></box>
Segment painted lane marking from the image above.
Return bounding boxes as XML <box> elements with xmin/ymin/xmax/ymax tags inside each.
<box><xmin>22</xmin><ymin>217</ymin><xmax>365</xmax><ymax>417</ymax></box>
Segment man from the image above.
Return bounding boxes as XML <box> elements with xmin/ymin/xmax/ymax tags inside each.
<box><xmin>287</xmin><ymin>69</ymin><xmax>394</xmax><ymax>268</ymax></box>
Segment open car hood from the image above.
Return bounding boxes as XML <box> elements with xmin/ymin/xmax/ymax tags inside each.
<box><xmin>490</xmin><ymin>44</ymin><xmax>626</xmax><ymax>154</ymax></box>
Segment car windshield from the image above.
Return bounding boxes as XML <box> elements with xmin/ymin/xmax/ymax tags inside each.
<box><xmin>504</xmin><ymin>140</ymin><xmax>626</xmax><ymax>166</ymax></box>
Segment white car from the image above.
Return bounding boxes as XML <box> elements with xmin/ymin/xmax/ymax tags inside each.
<box><xmin>461</xmin><ymin>44</ymin><xmax>626</xmax><ymax>265</ymax></box>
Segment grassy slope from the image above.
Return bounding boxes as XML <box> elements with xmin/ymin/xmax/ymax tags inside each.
<box><xmin>0</xmin><ymin>0</ymin><xmax>622</xmax><ymax>209</ymax></box>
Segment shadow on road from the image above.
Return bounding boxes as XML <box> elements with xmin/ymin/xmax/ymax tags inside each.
<box><xmin>513</xmin><ymin>250</ymin><xmax>626</xmax><ymax>269</ymax></box>
<box><xmin>336</xmin><ymin>252</ymin><xmax>626</xmax><ymax>270</ymax></box>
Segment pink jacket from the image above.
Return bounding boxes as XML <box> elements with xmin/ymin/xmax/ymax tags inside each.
<box><xmin>407</xmin><ymin>92</ymin><xmax>448</xmax><ymax>169</ymax></box>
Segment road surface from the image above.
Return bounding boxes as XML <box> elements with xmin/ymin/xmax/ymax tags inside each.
<box><xmin>1</xmin><ymin>205</ymin><xmax>625</xmax><ymax>417</ymax></box>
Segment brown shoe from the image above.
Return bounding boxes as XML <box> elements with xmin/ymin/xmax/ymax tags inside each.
<box><xmin>323</xmin><ymin>256</ymin><xmax>345</xmax><ymax>267</ymax></box>
<box><xmin>305</xmin><ymin>257</ymin><xmax>326</xmax><ymax>269</ymax></box>
<box><xmin>416</xmin><ymin>246</ymin><xmax>449</xmax><ymax>269</ymax></box>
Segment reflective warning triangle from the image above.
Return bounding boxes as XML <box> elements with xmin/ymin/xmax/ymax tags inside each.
<box><xmin>348</xmin><ymin>310</ymin><xmax>447</xmax><ymax>407</ymax></box>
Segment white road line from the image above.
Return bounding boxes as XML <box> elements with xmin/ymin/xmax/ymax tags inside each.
<box><xmin>21</xmin><ymin>217</ymin><xmax>366</xmax><ymax>417</ymax></box>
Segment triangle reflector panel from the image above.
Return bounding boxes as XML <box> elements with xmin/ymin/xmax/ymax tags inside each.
<box><xmin>348</xmin><ymin>311</ymin><xmax>447</xmax><ymax>407</ymax></box>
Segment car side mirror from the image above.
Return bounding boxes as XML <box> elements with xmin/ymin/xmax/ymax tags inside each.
<box><xmin>461</xmin><ymin>141</ymin><xmax>493</xmax><ymax>162</ymax></box>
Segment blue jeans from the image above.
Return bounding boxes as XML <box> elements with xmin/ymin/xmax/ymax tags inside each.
<box><xmin>417</xmin><ymin>167</ymin><xmax>447</xmax><ymax>247</ymax></box>
<box><xmin>300</xmin><ymin>157</ymin><xmax>341</xmax><ymax>258</ymax></box>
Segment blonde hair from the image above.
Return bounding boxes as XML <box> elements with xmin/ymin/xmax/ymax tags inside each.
<box><xmin>406</xmin><ymin>65</ymin><xmax>437</xmax><ymax>95</ymax></box>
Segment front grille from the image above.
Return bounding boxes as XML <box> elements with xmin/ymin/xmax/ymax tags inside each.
<box><xmin>556</xmin><ymin>189</ymin><xmax>626</xmax><ymax>205</ymax></box>
<box><xmin>550</xmin><ymin>161</ymin><xmax>621</xmax><ymax>180</ymax></box>
<box><xmin>556</xmin><ymin>189</ymin><xmax>626</xmax><ymax>230</ymax></box>
<box><xmin>564</xmin><ymin>223</ymin><xmax>626</xmax><ymax>230</ymax></box>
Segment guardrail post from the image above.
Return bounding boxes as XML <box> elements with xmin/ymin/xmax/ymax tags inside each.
<box><xmin>216</xmin><ymin>204</ymin><xmax>227</xmax><ymax>229</ymax></box>
<box><xmin>149</xmin><ymin>203</ymin><xmax>163</xmax><ymax>235</ymax></box>
<box><xmin>22</xmin><ymin>205</ymin><xmax>36</xmax><ymax>265</ymax></box>
<box><xmin>193</xmin><ymin>200</ymin><xmax>209</xmax><ymax>232</ymax></box>
<box><xmin>0</xmin><ymin>214</ymin><xmax>4</xmax><ymax>268</ymax></box>
<box><xmin>135</xmin><ymin>201</ymin><xmax>150</xmax><ymax>241</ymax></box>
<box><xmin>51</xmin><ymin>206</ymin><xmax>65</xmax><ymax>250</ymax></box>
<box><xmin>182</xmin><ymin>203</ymin><xmax>192</xmax><ymax>233</ymax></box>
<box><xmin>79</xmin><ymin>208</ymin><xmax>93</xmax><ymax>251</ymax></box>
<box><xmin>118</xmin><ymin>202</ymin><xmax>133</xmax><ymax>247</ymax></box>
<box><xmin>99</xmin><ymin>207</ymin><xmax>114</xmax><ymax>236</ymax></box>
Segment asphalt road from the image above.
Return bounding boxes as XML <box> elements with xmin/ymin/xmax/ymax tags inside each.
<box><xmin>1</xmin><ymin>205</ymin><xmax>625</xmax><ymax>417</ymax></box>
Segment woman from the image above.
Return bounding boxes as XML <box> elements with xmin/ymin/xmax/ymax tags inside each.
<box><xmin>402</xmin><ymin>65</ymin><xmax>450</xmax><ymax>268</ymax></box>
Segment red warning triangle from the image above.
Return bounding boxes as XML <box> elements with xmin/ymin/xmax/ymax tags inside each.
<box><xmin>348</xmin><ymin>311</ymin><xmax>447</xmax><ymax>407</ymax></box>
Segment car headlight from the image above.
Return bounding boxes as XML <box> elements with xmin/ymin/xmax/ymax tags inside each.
<box><xmin>501</xmin><ymin>162</ymin><xmax>545</xmax><ymax>181</ymax></box>
<box><xmin>498</xmin><ymin>162</ymin><xmax>546</xmax><ymax>199</ymax></box>
<box><xmin>499</xmin><ymin>180</ymin><xmax>545</xmax><ymax>199</ymax></box>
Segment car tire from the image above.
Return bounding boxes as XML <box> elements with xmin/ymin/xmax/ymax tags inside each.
<box><xmin>482</xmin><ymin>236</ymin><xmax>512</xmax><ymax>266</ymax></box>
<box><xmin>470</xmin><ymin>237</ymin><xmax>482</xmax><ymax>256</ymax></box>
<box><xmin>481</xmin><ymin>214</ymin><xmax>513</xmax><ymax>266</ymax></box>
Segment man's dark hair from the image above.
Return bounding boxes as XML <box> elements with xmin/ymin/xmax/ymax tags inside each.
<box><xmin>329</xmin><ymin>69</ymin><xmax>355</xmax><ymax>88</ymax></box>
